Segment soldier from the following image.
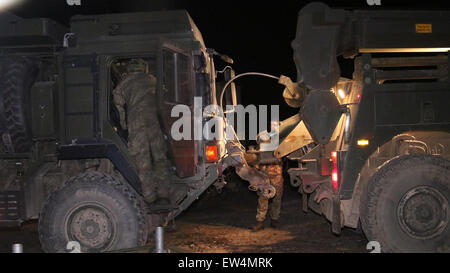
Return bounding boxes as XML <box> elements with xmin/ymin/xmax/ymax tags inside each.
<box><xmin>252</xmin><ymin>163</ymin><xmax>284</xmax><ymax>231</ymax></box>
<box><xmin>112</xmin><ymin>59</ymin><xmax>171</xmax><ymax>205</ymax></box>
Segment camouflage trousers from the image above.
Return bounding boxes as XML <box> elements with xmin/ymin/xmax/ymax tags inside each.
<box><xmin>113</xmin><ymin>72</ymin><xmax>171</xmax><ymax>202</ymax></box>
<box><xmin>256</xmin><ymin>164</ymin><xmax>284</xmax><ymax>222</ymax></box>
<box><xmin>128</xmin><ymin>122</ymin><xmax>171</xmax><ymax>202</ymax></box>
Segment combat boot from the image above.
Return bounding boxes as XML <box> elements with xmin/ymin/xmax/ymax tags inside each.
<box><xmin>252</xmin><ymin>221</ymin><xmax>265</xmax><ymax>232</ymax></box>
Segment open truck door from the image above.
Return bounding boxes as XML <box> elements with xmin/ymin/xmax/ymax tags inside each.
<box><xmin>157</xmin><ymin>40</ymin><xmax>199</xmax><ymax>178</ymax></box>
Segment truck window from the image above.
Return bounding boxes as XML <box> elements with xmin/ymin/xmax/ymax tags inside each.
<box><xmin>162</xmin><ymin>49</ymin><xmax>193</xmax><ymax>105</ymax></box>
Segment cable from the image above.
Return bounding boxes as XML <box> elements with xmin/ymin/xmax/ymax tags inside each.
<box><xmin>217</xmin><ymin>72</ymin><xmax>281</xmax><ymax>160</ymax></box>
<box><xmin>215</xmin><ymin>65</ymin><xmax>233</xmax><ymax>77</ymax></box>
<box><xmin>219</xmin><ymin>72</ymin><xmax>280</xmax><ymax>112</ymax></box>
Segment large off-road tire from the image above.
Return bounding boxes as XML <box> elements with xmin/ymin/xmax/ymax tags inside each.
<box><xmin>0</xmin><ymin>56</ymin><xmax>37</xmax><ymax>153</ymax></box>
<box><xmin>360</xmin><ymin>155</ymin><xmax>450</xmax><ymax>253</ymax></box>
<box><xmin>38</xmin><ymin>172</ymin><xmax>148</xmax><ymax>253</ymax></box>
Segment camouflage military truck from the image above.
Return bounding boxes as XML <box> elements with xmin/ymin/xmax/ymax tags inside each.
<box><xmin>255</xmin><ymin>3</ymin><xmax>450</xmax><ymax>252</ymax></box>
<box><xmin>0</xmin><ymin>10</ymin><xmax>241</xmax><ymax>252</ymax></box>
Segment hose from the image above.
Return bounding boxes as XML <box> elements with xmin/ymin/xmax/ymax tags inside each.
<box><xmin>218</xmin><ymin>72</ymin><xmax>280</xmax><ymax>112</ymax></box>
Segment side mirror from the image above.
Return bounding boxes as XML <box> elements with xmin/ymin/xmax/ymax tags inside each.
<box><xmin>220</xmin><ymin>54</ymin><xmax>234</xmax><ymax>64</ymax></box>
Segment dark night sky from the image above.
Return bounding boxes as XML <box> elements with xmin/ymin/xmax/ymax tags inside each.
<box><xmin>4</xmin><ymin>0</ymin><xmax>450</xmax><ymax>120</ymax></box>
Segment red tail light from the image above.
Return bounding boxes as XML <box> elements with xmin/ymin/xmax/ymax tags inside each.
<box><xmin>331</xmin><ymin>151</ymin><xmax>339</xmax><ymax>192</ymax></box>
<box><xmin>205</xmin><ymin>145</ymin><xmax>218</xmax><ymax>162</ymax></box>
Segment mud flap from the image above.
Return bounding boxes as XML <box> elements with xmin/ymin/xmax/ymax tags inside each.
<box><xmin>0</xmin><ymin>191</ymin><xmax>22</xmax><ymax>222</ymax></box>
<box><xmin>331</xmin><ymin>195</ymin><xmax>342</xmax><ymax>235</ymax></box>
<box><xmin>299</xmin><ymin>187</ymin><xmax>308</xmax><ymax>213</ymax></box>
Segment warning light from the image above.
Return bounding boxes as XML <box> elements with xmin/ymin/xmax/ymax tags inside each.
<box><xmin>205</xmin><ymin>145</ymin><xmax>218</xmax><ymax>162</ymax></box>
<box><xmin>332</xmin><ymin>172</ymin><xmax>338</xmax><ymax>186</ymax></box>
<box><xmin>357</xmin><ymin>139</ymin><xmax>369</xmax><ymax>146</ymax></box>
<box><xmin>331</xmin><ymin>151</ymin><xmax>338</xmax><ymax>192</ymax></box>
<box><xmin>331</xmin><ymin>151</ymin><xmax>337</xmax><ymax>158</ymax></box>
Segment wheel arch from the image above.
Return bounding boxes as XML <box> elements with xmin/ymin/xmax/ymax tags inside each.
<box><xmin>24</xmin><ymin>158</ymin><xmax>122</xmax><ymax>220</ymax></box>
<box><xmin>38</xmin><ymin>170</ymin><xmax>148</xmax><ymax>252</ymax></box>
<box><xmin>342</xmin><ymin>130</ymin><xmax>450</xmax><ymax>228</ymax></box>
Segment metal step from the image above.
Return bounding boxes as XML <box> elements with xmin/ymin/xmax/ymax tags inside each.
<box><xmin>0</xmin><ymin>191</ymin><xmax>22</xmax><ymax>221</ymax></box>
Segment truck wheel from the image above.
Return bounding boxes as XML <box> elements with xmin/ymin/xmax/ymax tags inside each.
<box><xmin>38</xmin><ymin>172</ymin><xmax>148</xmax><ymax>253</ymax></box>
<box><xmin>0</xmin><ymin>56</ymin><xmax>37</xmax><ymax>153</ymax></box>
<box><xmin>360</xmin><ymin>155</ymin><xmax>450</xmax><ymax>252</ymax></box>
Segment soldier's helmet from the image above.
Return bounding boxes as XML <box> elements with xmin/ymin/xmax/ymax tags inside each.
<box><xmin>126</xmin><ymin>58</ymin><xmax>148</xmax><ymax>73</ymax></box>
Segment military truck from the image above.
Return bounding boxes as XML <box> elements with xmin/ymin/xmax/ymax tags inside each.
<box><xmin>0</xmin><ymin>10</ymin><xmax>246</xmax><ymax>252</ymax></box>
<box><xmin>249</xmin><ymin>3</ymin><xmax>450</xmax><ymax>252</ymax></box>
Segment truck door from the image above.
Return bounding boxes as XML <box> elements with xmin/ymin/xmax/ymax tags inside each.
<box><xmin>158</xmin><ymin>41</ymin><xmax>198</xmax><ymax>178</ymax></box>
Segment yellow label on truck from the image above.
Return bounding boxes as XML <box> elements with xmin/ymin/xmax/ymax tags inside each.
<box><xmin>416</xmin><ymin>24</ymin><xmax>432</xmax><ymax>33</ymax></box>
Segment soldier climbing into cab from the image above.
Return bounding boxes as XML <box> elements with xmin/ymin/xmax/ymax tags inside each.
<box><xmin>112</xmin><ymin>58</ymin><xmax>171</xmax><ymax>206</ymax></box>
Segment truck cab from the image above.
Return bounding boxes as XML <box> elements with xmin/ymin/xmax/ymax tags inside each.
<box><xmin>0</xmin><ymin>10</ymin><xmax>234</xmax><ymax>252</ymax></box>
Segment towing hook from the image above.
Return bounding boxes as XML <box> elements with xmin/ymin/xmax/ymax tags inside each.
<box><xmin>264</xmin><ymin>185</ymin><xmax>277</xmax><ymax>199</ymax></box>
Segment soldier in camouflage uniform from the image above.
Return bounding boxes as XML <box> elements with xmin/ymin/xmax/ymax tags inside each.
<box><xmin>112</xmin><ymin>59</ymin><xmax>171</xmax><ymax>204</ymax></box>
<box><xmin>252</xmin><ymin>163</ymin><xmax>284</xmax><ymax>231</ymax></box>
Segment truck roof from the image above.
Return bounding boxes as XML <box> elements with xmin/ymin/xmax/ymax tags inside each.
<box><xmin>0</xmin><ymin>12</ymin><xmax>67</xmax><ymax>50</ymax></box>
<box><xmin>0</xmin><ymin>10</ymin><xmax>206</xmax><ymax>54</ymax></box>
<box><xmin>70</xmin><ymin>10</ymin><xmax>206</xmax><ymax>49</ymax></box>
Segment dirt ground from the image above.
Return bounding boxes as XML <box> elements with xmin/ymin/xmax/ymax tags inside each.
<box><xmin>0</xmin><ymin>175</ymin><xmax>368</xmax><ymax>253</ymax></box>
